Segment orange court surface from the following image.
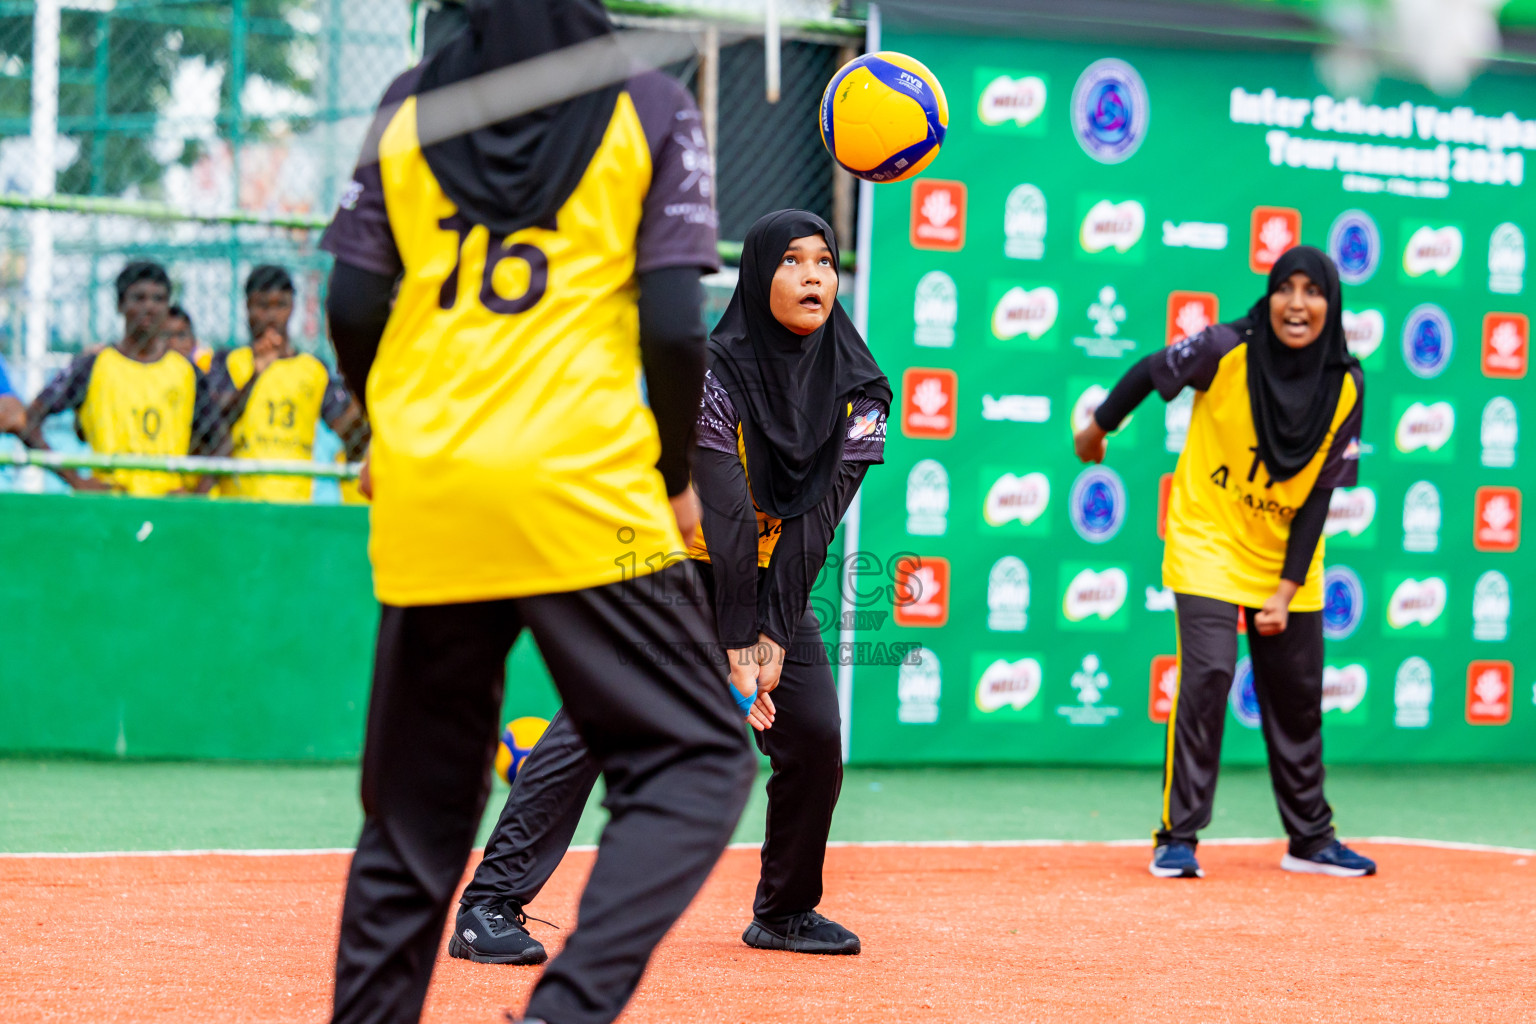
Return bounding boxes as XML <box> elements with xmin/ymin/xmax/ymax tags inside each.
<box><xmin>4</xmin><ymin>840</ymin><xmax>1532</xmax><ymax>1024</ymax></box>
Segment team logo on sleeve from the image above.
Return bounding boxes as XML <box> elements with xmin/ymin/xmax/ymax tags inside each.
<box><xmin>1402</xmin><ymin>305</ymin><xmax>1454</xmax><ymax>378</ymax></box>
<box><xmin>1481</xmin><ymin>397</ymin><xmax>1518</xmax><ymax>468</ymax></box>
<box><xmin>1394</xmin><ymin>657</ymin><xmax>1434</xmax><ymax>728</ymax></box>
<box><xmin>1481</xmin><ymin>313</ymin><xmax>1528</xmax><ymax>379</ymax></box>
<box><xmin>913</xmin><ymin>271</ymin><xmax>958</xmax><ymax>348</ymax></box>
<box><xmin>1473</xmin><ymin>570</ymin><xmax>1511</xmax><ymax>642</ymax></box>
<box><xmin>1322</xmin><ymin>566</ymin><xmax>1365</xmax><ymax>640</ymax></box>
<box><xmin>1070</xmin><ymin>59</ymin><xmax>1149</xmax><ymax>164</ymax></box>
<box><xmin>1069</xmin><ymin>465</ymin><xmax>1126</xmax><ymax>543</ymax></box>
<box><xmin>1228</xmin><ymin>657</ymin><xmax>1261</xmax><ymax>729</ymax></box>
<box><xmin>1328</xmin><ymin>210</ymin><xmax>1380</xmax><ymax>285</ymax></box>
<box><xmin>897</xmin><ymin>648</ymin><xmax>942</xmax><ymax>724</ymax></box>
<box><xmin>1465</xmin><ymin>661</ymin><xmax>1513</xmax><ymax>726</ymax></box>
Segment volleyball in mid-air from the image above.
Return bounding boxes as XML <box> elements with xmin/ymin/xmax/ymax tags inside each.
<box><xmin>494</xmin><ymin>716</ymin><xmax>550</xmax><ymax>784</ymax></box>
<box><xmin>820</xmin><ymin>51</ymin><xmax>948</xmax><ymax>183</ymax></box>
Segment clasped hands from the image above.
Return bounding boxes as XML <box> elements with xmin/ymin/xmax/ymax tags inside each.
<box><xmin>727</xmin><ymin>634</ymin><xmax>784</xmax><ymax>732</ymax></box>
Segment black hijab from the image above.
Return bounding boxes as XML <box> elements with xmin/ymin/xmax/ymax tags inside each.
<box><xmin>414</xmin><ymin>0</ymin><xmax>621</xmax><ymax>237</ymax></box>
<box><xmin>708</xmin><ymin>210</ymin><xmax>892</xmax><ymax>519</ymax></box>
<box><xmin>1236</xmin><ymin>245</ymin><xmax>1361</xmax><ymax>483</ymax></box>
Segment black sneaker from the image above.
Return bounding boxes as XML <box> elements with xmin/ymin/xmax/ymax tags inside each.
<box><xmin>447</xmin><ymin>900</ymin><xmax>548</xmax><ymax>965</ymax></box>
<box><xmin>742</xmin><ymin>911</ymin><xmax>861</xmax><ymax>955</ymax></box>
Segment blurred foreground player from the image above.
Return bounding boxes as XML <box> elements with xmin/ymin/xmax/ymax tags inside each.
<box><xmin>452</xmin><ymin>211</ymin><xmax>890</xmax><ymax>965</ymax></box>
<box><xmin>1075</xmin><ymin>246</ymin><xmax>1375</xmax><ymax>881</ymax></box>
<box><xmin>318</xmin><ymin>3</ymin><xmax>755</xmax><ymax>1023</ymax></box>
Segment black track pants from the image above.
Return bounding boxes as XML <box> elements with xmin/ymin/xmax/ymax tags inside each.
<box><xmin>1155</xmin><ymin>592</ymin><xmax>1336</xmax><ymax>857</ymax></box>
<box><xmin>464</xmin><ymin>593</ymin><xmax>844</xmax><ymax>923</ymax></box>
<box><xmin>329</xmin><ymin>563</ymin><xmax>755</xmax><ymax>1024</ymax></box>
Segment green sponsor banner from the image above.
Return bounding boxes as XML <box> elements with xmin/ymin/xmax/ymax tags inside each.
<box><xmin>848</xmin><ymin>29</ymin><xmax>1536</xmax><ymax>765</ymax></box>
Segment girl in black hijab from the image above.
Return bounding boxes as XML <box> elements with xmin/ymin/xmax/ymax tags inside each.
<box><xmin>448</xmin><ymin>211</ymin><xmax>891</xmax><ymax>961</ymax></box>
<box><xmin>1074</xmin><ymin>245</ymin><xmax>1374</xmax><ymax>882</ymax></box>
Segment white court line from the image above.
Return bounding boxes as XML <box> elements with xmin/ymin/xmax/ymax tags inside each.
<box><xmin>3</xmin><ymin>836</ymin><xmax>1531</xmax><ymax>859</ymax></box>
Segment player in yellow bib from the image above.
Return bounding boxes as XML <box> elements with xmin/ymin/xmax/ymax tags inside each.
<box><xmin>1076</xmin><ymin>246</ymin><xmax>1376</xmax><ymax>881</ymax></box>
<box><xmin>318</xmin><ymin>4</ymin><xmax>753</xmax><ymax>1023</ymax></box>
<box><xmin>205</xmin><ymin>266</ymin><xmax>368</xmax><ymax>502</ymax></box>
<box><xmin>22</xmin><ymin>261</ymin><xmax>217</xmax><ymax>496</ymax></box>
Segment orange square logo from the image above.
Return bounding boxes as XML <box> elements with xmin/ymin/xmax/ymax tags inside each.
<box><xmin>893</xmin><ymin>555</ymin><xmax>950</xmax><ymax>628</ymax></box>
<box><xmin>901</xmin><ymin>367</ymin><xmax>958</xmax><ymax>440</ymax></box>
<box><xmin>1482</xmin><ymin>313</ymin><xmax>1529</xmax><ymax>379</ymax></box>
<box><xmin>910</xmin><ymin>179</ymin><xmax>967</xmax><ymax>252</ymax></box>
<box><xmin>1157</xmin><ymin>473</ymin><xmax>1174</xmax><ymax>540</ymax></box>
<box><xmin>1474</xmin><ymin>487</ymin><xmax>1522</xmax><ymax>552</ymax></box>
<box><xmin>1466</xmin><ymin>661</ymin><xmax>1513</xmax><ymax>725</ymax></box>
<box><xmin>1166</xmin><ymin>291</ymin><xmax>1219</xmax><ymax>345</ymax></box>
<box><xmin>1149</xmin><ymin>655</ymin><xmax>1179</xmax><ymax>723</ymax></box>
<box><xmin>1250</xmin><ymin>206</ymin><xmax>1301</xmax><ymax>274</ymax></box>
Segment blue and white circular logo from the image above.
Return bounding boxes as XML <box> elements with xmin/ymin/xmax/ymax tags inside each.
<box><xmin>1071</xmin><ymin>59</ymin><xmax>1149</xmax><ymax>165</ymax></box>
<box><xmin>1328</xmin><ymin>210</ymin><xmax>1380</xmax><ymax>286</ymax></box>
<box><xmin>1322</xmin><ymin>565</ymin><xmax>1365</xmax><ymax>641</ymax></box>
<box><xmin>1228</xmin><ymin>656</ymin><xmax>1261</xmax><ymax>729</ymax></box>
<box><xmin>1402</xmin><ymin>304</ymin><xmax>1454</xmax><ymax>379</ymax></box>
<box><xmin>1069</xmin><ymin>465</ymin><xmax>1126</xmax><ymax>543</ymax></box>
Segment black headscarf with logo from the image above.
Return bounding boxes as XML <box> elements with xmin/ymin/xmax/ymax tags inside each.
<box><xmin>414</xmin><ymin>0</ymin><xmax>621</xmax><ymax>236</ymax></box>
<box><xmin>1235</xmin><ymin>244</ymin><xmax>1361</xmax><ymax>483</ymax></box>
<box><xmin>708</xmin><ymin>210</ymin><xmax>891</xmax><ymax>519</ymax></box>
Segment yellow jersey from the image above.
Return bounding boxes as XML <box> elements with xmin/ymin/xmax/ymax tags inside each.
<box><xmin>207</xmin><ymin>346</ymin><xmax>351</xmax><ymax>503</ymax></box>
<box><xmin>321</xmin><ymin>69</ymin><xmax>720</xmax><ymax>605</ymax></box>
<box><xmin>34</xmin><ymin>346</ymin><xmax>209</xmax><ymax>497</ymax></box>
<box><xmin>1152</xmin><ymin>324</ymin><xmax>1363</xmax><ymax>611</ymax></box>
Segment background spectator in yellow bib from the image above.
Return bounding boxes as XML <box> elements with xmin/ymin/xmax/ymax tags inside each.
<box><xmin>206</xmin><ymin>265</ymin><xmax>369</xmax><ymax>501</ymax></box>
<box><xmin>20</xmin><ymin>261</ymin><xmax>218</xmax><ymax>496</ymax></box>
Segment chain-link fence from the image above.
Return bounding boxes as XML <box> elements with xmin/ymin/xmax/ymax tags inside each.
<box><xmin>0</xmin><ymin>1</ymin><xmax>861</xmax><ymax>500</ymax></box>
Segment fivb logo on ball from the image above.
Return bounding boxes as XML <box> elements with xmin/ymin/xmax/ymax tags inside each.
<box><xmin>1070</xmin><ymin>465</ymin><xmax>1126</xmax><ymax>543</ymax></box>
<box><xmin>1322</xmin><ymin>565</ymin><xmax>1365</xmax><ymax>640</ymax></box>
<box><xmin>1071</xmin><ymin>58</ymin><xmax>1149</xmax><ymax>164</ymax></box>
<box><xmin>1401</xmin><ymin>222</ymin><xmax>1464</xmax><ymax>285</ymax></box>
<box><xmin>1328</xmin><ymin>210</ymin><xmax>1381</xmax><ymax>285</ymax></box>
<box><xmin>1402</xmin><ymin>304</ymin><xmax>1454</xmax><ymax>378</ymax></box>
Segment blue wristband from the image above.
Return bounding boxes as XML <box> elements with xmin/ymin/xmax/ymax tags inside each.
<box><xmin>733</xmin><ymin>686</ymin><xmax>757</xmax><ymax>715</ymax></box>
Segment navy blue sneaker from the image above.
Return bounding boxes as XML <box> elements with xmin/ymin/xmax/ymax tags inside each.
<box><xmin>1149</xmin><ymin>842</ymin><xmax>1203</xmax><ymax>878</ymax></box>
<box><xmin>1281</xmin><ymin>840</ymin><xmax>1377</xmax><ymax>877</ymax></box>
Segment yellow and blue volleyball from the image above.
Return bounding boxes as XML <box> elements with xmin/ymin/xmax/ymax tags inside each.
<box><xmin>819</xmin><ymin>51</ymin><xmax>948</xmax><ymax>183</ymax></box>
<box><xmin>494</xmin><ymin>716</ymin><xmax>550</xmax><ymax>785</ymax></box>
